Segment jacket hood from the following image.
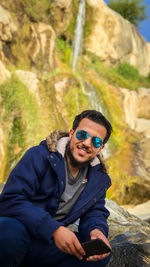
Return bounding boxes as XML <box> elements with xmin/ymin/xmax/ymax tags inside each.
<box><xmin>46</xmin><ymin>130</ymin><xmax>108</xmax><ymax>173</ymax></box>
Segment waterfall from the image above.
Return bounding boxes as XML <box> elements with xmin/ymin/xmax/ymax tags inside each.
<box><xmin>72</xmin><ymin>0</ymin><xmax>86</xmax><ymax>72</ymax></box>
<box><xmin>80</xmin><ymin>80</ymin><xmax>110</xmax><ymax>159</ymax></box>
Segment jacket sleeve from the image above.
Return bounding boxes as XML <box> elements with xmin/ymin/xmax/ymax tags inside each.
<box><xmin>0</xmin><ymin>147</ymin><xmax>64</xmax><ymax>243</ymax></box>
<box><xmin>78</xmin><ymin>190</ymin><xmax>110</xmax><ymax>241</ymax></box>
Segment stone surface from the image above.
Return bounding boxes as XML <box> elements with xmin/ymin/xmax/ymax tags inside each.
<box><xmin>0</xmin><ymin>5</ymin><xmax>17</xmax><ymax>62</ymax></box>
<box><xmin>0</xmin><ymin>5</ymin><xmax>17</xmax><ymax>41</ymax></box>
<box><xmin>49</xmin><ymin>0</ymin><xmax>72</xmax><ymax>35</ymax></box>
<box><xmin>27</xmin><ymin>22</ymin><xmax>56</xmax><ymax>71</ymax></box>
<box><xmin>0</xmin><ymin>60</ymin><xmax>11</xmax><ymax>84</ymax></box>
<box><xmin>15</xmin><ymin>70</ymin><xmax>40</xmax><ymax>104</ymax></box>
<box><xmin>138</xmin><ymin>88</ymin><xmax>150</xmax><ymax>120</ymax></box>
<box><xmin>127</xmin><ymin>201</ymin><xmax>150</xmax><ymax>223</ymax></box>
<box><xmin>69</xmin><ymin>199</ymin><xmax>150</xmax><ymax>265</ymax></box>
<box><xmin>106</xmin><ymin>199</ymin><xmax>150</xmax><ymax>266</ymax></box>
<box><xmin>86</xmin><ymin>0</ymin><xmax>150</xmax><ymax>76</ymax></box>
<box><xmin>120</xmin><ymin>87</ymin><xmax>150</xmax><ymax>138</ymax></box>
<box><xmin>108</xmin><ymin>231</ymin><xmax>150</xmax><ymax>267</ymax></box>
<box><xmin>106</xmin><ymin>199</ymin><xmax>150</xmax><ymax>241</ymax></box>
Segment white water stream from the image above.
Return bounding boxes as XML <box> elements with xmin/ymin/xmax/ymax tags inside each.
<box><xmin>72</xmin><ymin>0</ymin><xmax>86</xmax><ymax>72</ymax></box>
<box><xmin>80</xmin><ymin>79</ymin><xmax>110</xmax><ymax>159</ymax></box>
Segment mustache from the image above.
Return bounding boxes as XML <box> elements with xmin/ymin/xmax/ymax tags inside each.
<box><xmin>78</xmin><ymin>144</ymin><xmax>91</xmax><ymax>153</ymax></box>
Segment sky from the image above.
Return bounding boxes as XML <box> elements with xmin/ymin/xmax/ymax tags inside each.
<box><xmin>104</xmin><ymin>0</ymin><xmax>150</xmax><ymax>42</ymax></box>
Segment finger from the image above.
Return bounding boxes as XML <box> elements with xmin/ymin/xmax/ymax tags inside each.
<box><xmin>74</xmin><ymin>240</ymin><xmax>86</xmax><ymax>256</ymax></box>
<box><xmin>60</xmin><ymin>243</ymin><xmax>73</xmax><ymax>255</ymax></box>
<box><xmin>87</xmin><ymin>252</ymin><xmax>110</xmax><ymax>261</ymax></box>
<box><xmin>68</xmin><ymin>242</ymin><xmax>83</xmax><ymax>260</ymax></box>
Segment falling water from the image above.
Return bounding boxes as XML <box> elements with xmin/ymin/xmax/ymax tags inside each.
<box><xmin>80</xmin><ymin>79</ymin><xmax>111</xmax><ymax>159</ymax></box>
<box><xmin>72</xmin><ymin>0</ymin><xmax>86</xmax><ymax>72</ymax></box>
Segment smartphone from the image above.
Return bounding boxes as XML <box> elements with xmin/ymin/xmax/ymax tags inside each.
<box><xmin>81</xmin><ymin>238</ymin><xmax>111</xmax><ymax>258</ymax></box>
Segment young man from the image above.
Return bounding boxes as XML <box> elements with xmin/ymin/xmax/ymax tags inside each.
<box><xmin>0</xmin><ymin>110</ymin><xmax>112</xmax><ymax>267</ymax></box>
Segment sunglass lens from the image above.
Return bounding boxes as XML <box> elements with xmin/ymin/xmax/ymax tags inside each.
<box><xmin>76</xmin><ymin>130</ymin><xmax>88</xmax><ymax>140</ymax></box>
<box><xmin>92</xmin><ymin>137</ymin><xmax>103</xmax><ymax>148</ymax></box>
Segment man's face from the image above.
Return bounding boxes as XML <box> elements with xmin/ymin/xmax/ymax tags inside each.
<box><xmin>68</xmin><ymin>118</ymin><xmax>106</xmax><ymax>166</ymax></box>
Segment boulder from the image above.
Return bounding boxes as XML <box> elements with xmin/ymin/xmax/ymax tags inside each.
<box><xmin>86</xmin><ymin>0</ymin><xmax>150</xmax><ymax>76</ymax></box>
<box><xmin>127</xmin><ymin>201</ymin><xmax>150</xmax><ymax>223</ymax></box>
<box><xmin>106</xmin><ymin>199</ymin><xmax>150</xmax><ymax>266</ymax></box>
<box><xmin>69</xmin><ymin>199</ymin><xmax>150</xmax><ymax>265</ymax></box>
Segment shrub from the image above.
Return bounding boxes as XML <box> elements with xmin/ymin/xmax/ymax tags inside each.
<box><xmin>116</xmin><ymin>62</ymin><xmax>140</xmax><ymax>80</ymax></box>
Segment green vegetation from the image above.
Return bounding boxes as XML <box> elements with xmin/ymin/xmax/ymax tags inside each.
<box><xmin>65</xmin><ymin>0</ymin><xmax>79</xmax><ymax>42</ymax></box>
<box><xmin>0</xmin><ymin>75</ymin><xmax>45</xmax><ymax>181</ymax></box>
<box><xmin>22</xmin><ymin>0</ymin><xmax>52</xmax><ymax>22</ymax></box>
<box><xmin>56</xmin><ymin>38</ymin><xmax>72</xmax><ymax>65</ymax></box>
<box><xmin>78</xmin><ymin>52</ymin><xmax>150</xmax><ymax>90</ymax></box>
<box><xmin>108</xmin><ymin>0</ymin><xmax>147</xmax><ymax>27</ymax></box>
<box><xmin>116</xmin><ymin>62</ymin><xmax>140</xmax><ymax>80</ymax></box>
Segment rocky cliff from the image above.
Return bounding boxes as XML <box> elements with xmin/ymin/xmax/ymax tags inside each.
<box><xmin>86</xmin><ymin>0</ymin><xmax>150</xmax><ymax>76</ymax></box>
<box><xmin>0</xmin><ymin>0</ymin><xmax>150</xmax><ymax>206</ymax></box>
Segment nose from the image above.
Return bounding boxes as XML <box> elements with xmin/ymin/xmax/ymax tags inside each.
<box><xmin>82</xmin><ymin>137</ymin><xmax>92</xmax><ymax>148</ymax></box>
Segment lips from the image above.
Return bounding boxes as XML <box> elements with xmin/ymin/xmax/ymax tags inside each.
<box><xmin>77</xmin><ymin>145</ymin><xmax>91</xmax><ymax>155</ymax></box>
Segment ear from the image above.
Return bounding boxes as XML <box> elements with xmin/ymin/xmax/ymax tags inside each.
<box><xmin>69</xmin><ymin>129</ymin><xmax>74</xmax><ymax>140</ymax></box>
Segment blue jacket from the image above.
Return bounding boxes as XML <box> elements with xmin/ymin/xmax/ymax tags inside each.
<box><xmin>0</xmin><ymin>132</ymin><xmax>111</xmax><ymax>244</ymax></box>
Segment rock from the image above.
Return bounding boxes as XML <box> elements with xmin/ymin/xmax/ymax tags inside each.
<box><xmin>120</xmin><ymin>88</ymin><xmax>138</xmax><ymax>129</ymax></box>
<box><xmin>27</xmin><ymin>22</ymin><xmax>56</xmax><ymax>71</ymax></box>
<box><xmin>14</xmin><ymin>70</ymin><xmax>40</xmax><ymax>104</ymax></box>
<box><xmin>108</xmin><ymin>231</ymin><xmax>150</xmax><ymax>267</ymax></box>
<box><xmin>69</xmin><ymin>199</ymin><xmax>150</xmax><ymax>265</ymax></box>
<box><xmin>127</xmin><ymin>201</ymin><xmax>150</xmax><ymax>223</ymax></box>
<box><xmin>49</xmin><ymin>0</ymin><xmax>72</xmax><ymax>35</ymax></box>
<box><xmin>0</xmin><ymin>60</ymin><xmax>11</xmax><ymax>84</ymax></box>
<box><xmin>0</xmin><ymin>5</ymin><xmax>17</xmax><ymax>62</ymax></box>
<box><xmin>136</xmin><ymin>119</ymin><xmax>150</xmax><ymax>138</ymax></box>
<box><xmin>86</xmin><ymin>0</ymin><xmax>150</xmax><ymax>76</ymax></box>
<box><xmin>106</xmin><ymin>199</ymin><xmax>150</xmax><ymax>266</ymax></box>
<box><xmin>0</xmin><ymin>5</ymin><xmax>17</xmax><ymax>41</ymax></box>
<box><xmin>120</xmin><ymin>87</ymin><xmax>150</xmax><ymax>137</ymax></box>
<box><xmin>0</xmin><ymin>183</ymin><xmax>4</xmax><ymax>193</ymax></box>
<box><xmin>54</xmin><ymin>78</ymin><xmax>68</xmax><ymax>124</ymax></box>
<box><xmin>106</xmin><ymin>199</ymin><xmax>150</xmax><ymax>241</ymax></box>
<box><xmin>119</xmin><ymin>87</ymin><xmax>150</xmax><ymax>202</ymax></box>
<box><xmin>138</xmin><ymin>88</ymin><xmax>150</xmax><ymax>120</ymax></box>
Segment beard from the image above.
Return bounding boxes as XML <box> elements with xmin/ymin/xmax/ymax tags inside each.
<box><xmin>65</xmin><ymin>141</ymin><xmax>92</xmax><ymax>168</ymax></box>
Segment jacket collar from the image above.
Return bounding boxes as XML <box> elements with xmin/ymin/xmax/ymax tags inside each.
<box><xmin>46</xmin><ymin>130</ymin><xmax>107</xmax><ymax>172</ymax></box>
<box><xmin>56</xmin><ymin>137</ymin><xmax>101</xmax><ymax>167</ymax></box>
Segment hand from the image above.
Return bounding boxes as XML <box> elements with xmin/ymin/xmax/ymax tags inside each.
<box><xmin>87</xmin><ymin>228</ymin><xmax>111</xmax><ymax>262</ymax></box>
<box><xmin>52</xmin><ymin>226</ymin><xmax>86</xmax><ymax>260</ymax></box>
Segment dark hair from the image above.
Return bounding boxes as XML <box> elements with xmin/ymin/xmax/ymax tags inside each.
<box><xmin>72</xmin><ymin>110</ymin><xmax>112</xmax><ymax>144</ymax></box>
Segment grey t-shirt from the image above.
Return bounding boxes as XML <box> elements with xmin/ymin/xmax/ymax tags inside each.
<box><xmin>53</xmin><ymin>158</ymin><xmax>88</xmax><ymax>221</ymax></box>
